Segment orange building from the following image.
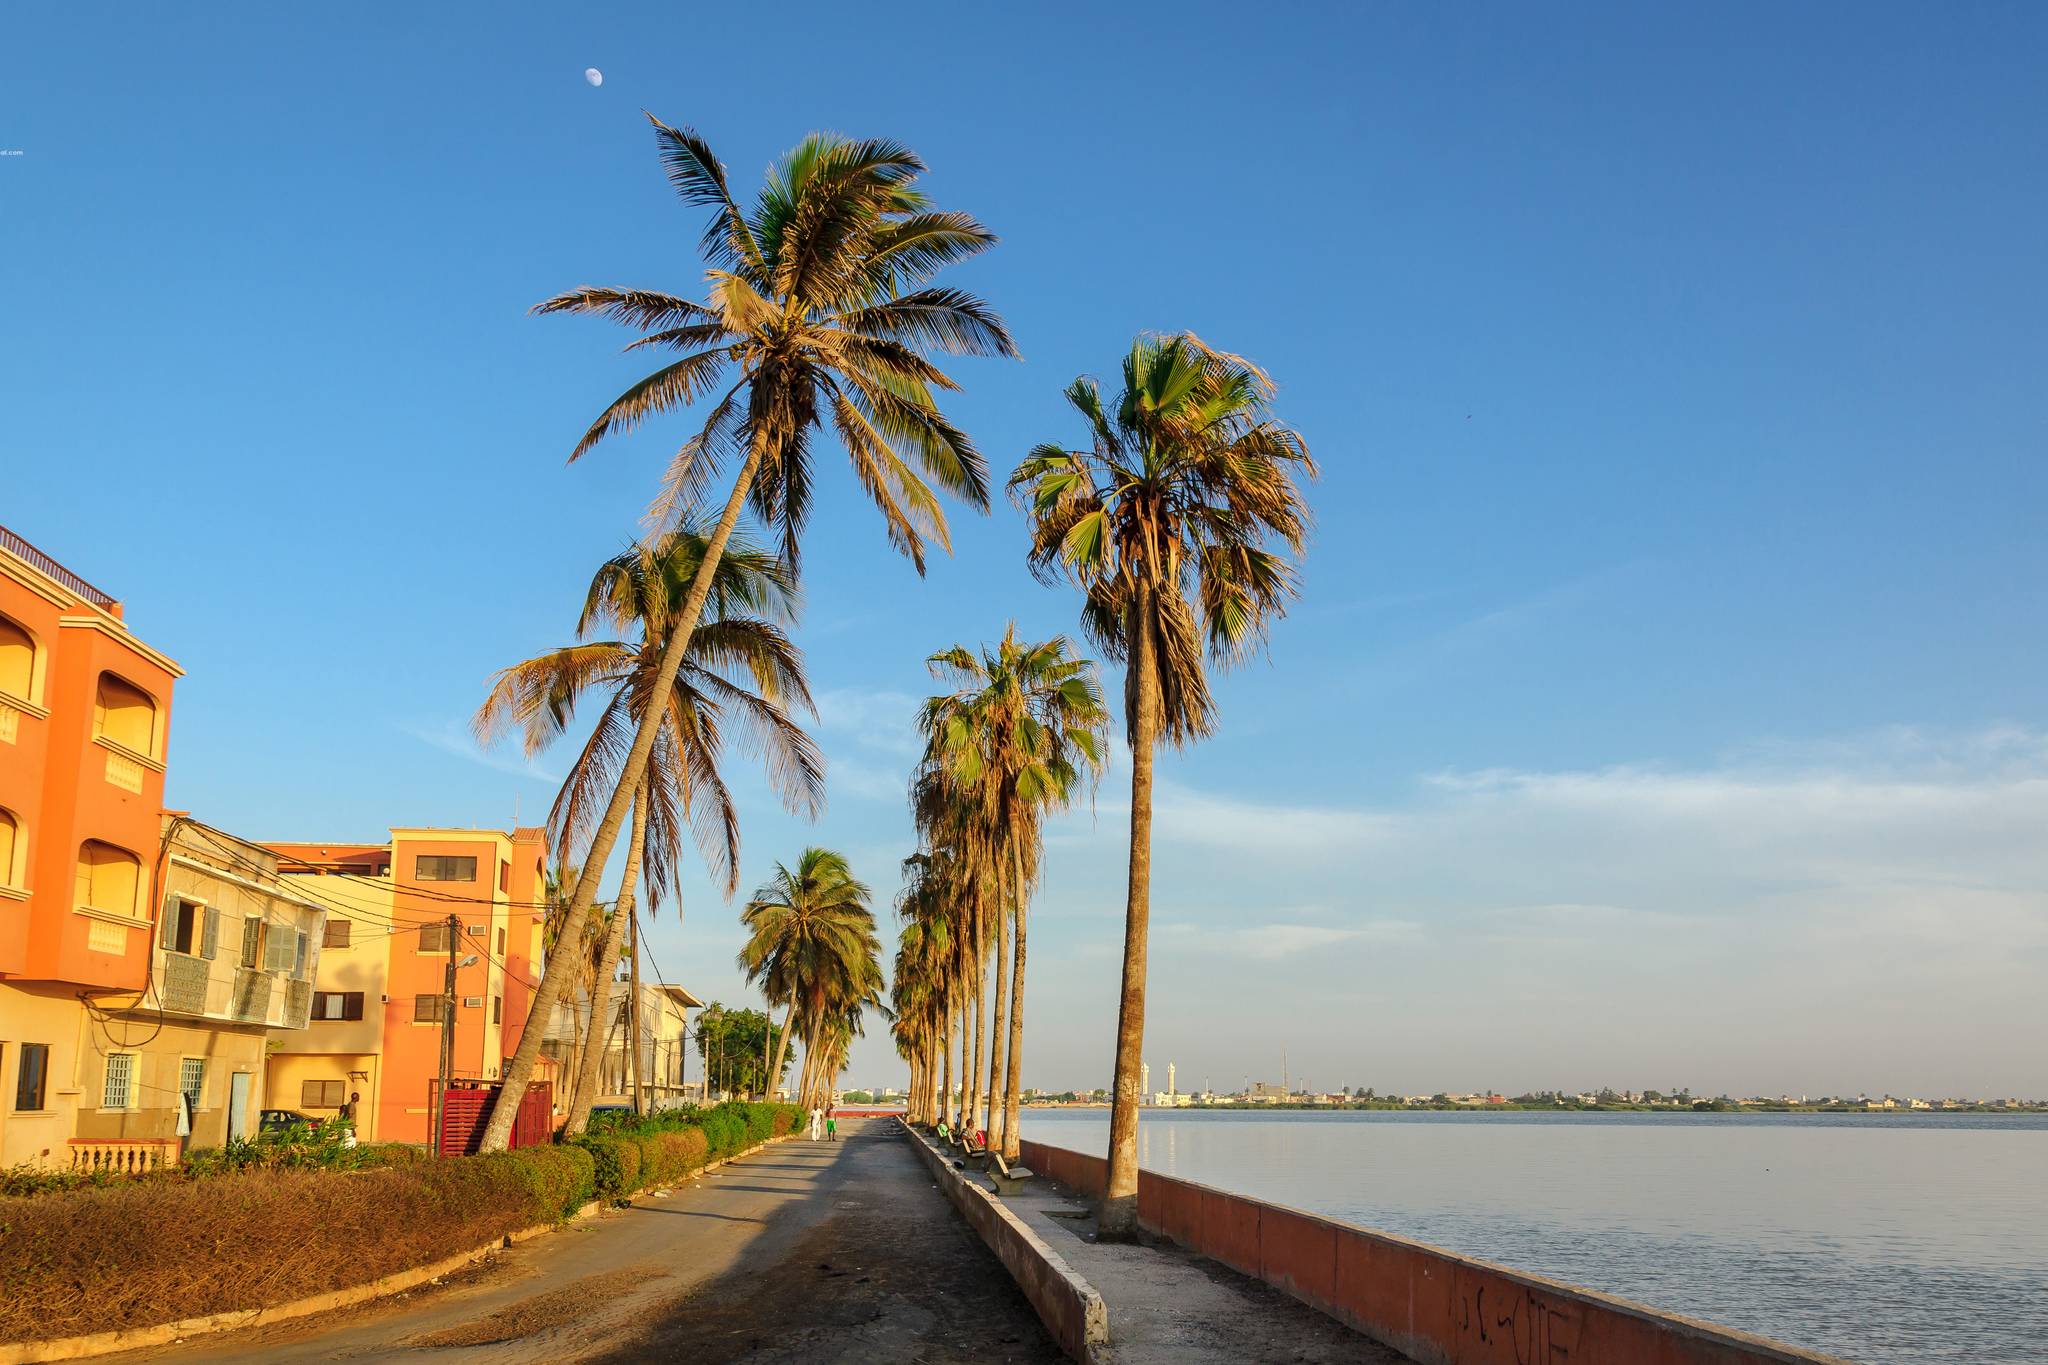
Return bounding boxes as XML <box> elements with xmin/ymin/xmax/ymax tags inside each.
<box><xmin>0</xmin><ymin>526</ymin><xmax>184</xmax><ymax>1168</ymax></box>
<box><xmin>263</xmin><ymin>827</ymin><xmax>553</xmax><ymax>1144</ymax></box>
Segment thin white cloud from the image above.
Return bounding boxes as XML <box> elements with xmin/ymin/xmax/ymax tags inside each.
<box><xmin>406</xmin><ymin>720</ymin><xmax>562</xmax><ymax>783</ymax></box>
<box><xmin>1018</xmin><ymin>725</ymin><xmax>2048</xmax><ymax>1095</ymax></box>
<box><xmin>814</xmin><ymin>688</ymin><xmax>922</xmax><ymax>757</ymax></box>
<box><xmin>1160</xmin><ymin>919</ymin><xmax>1424</xmax><ymax>960</ymax></box>
<box><xmin>826</xmin><ymin>752</ymin><xmax>910</xmax><ymax>804</ymax></box>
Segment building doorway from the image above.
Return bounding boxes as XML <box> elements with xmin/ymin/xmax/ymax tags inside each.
<box><xmin>228</xmin><ymin>1072</ymin><xmax>251</xmax><ymax>1140</ymax></box>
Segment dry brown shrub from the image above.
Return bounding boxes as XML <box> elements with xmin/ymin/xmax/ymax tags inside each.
<box><xmin>0</xmin><ymin>1161</ymin><xmax>542</xmax><ymax>1342</ymax></box>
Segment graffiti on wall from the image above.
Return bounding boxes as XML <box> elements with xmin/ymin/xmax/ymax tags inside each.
<box><xmin>1457</xmin><ymin>1280</ymin><xmax>1583</xmax><ymax>1363</ymax></box>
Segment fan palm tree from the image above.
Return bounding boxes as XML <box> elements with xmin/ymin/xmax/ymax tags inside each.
<box><xmin>894</xmin><ymin>850</ymin><xmax>967</xmax><ymax>1125</ymax></box>
<box><xmin>919</xmin><ymin>626</ymin><xmax>1106</xmax><ymax>1158</ymax></box>
<box><xmin>895</xmin><ymin>850</ymin><xmax>965</xmax><ymax>1126</ymax></box>
<box><xmin>908</xmin><ymin>764</ymin><xmax>1000</xmax><ymax>1131</ymax></box>
<box><xmin>889</xmin><ymin>917</ymin><xmax>946</xmax><ymax>1123</ymax></box>
<box><xmin>477</xmin><ymin>524</ymin><xmax>823</xmax><ymax>1136</ymax></box>
<box><xmin>485</xmin><ymin>119</ymin><xmax>1013</xmax><ymax>1152</ymax></box>
<box><xmin>737</xmin><ymin>848</ymin><xmax>880</xmax><ymax>1102</ymax></box>
<box><xmin>1009</xmin><ymin>334</ymin><xmax>1315</xmax><ymax>1234</ymax></box>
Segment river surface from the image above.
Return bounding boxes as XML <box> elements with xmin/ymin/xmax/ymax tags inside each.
<box><xmin>1016</xmin><ymin>1108</ymin><xmax>2047</xmax><ymax>1364</ymax></box>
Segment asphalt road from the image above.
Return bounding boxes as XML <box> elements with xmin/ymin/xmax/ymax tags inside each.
<box><xmin>109</xmin><ymin>1120</ymin><xmax>1064</xmax><ymax>1365</ymax></box>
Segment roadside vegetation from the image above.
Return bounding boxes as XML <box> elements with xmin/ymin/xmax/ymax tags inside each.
<box><xmin>0</xmin><ymin>1141</ymin><xmax>594</xmax><ymax>1343</ymax></box>
<box><xmin>0</xmin><ymin>1102</ymin><xmax>797</xmax><ymax>1345</ymax></box>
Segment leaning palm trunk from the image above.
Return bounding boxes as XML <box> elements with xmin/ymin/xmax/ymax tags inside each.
<box><xmin>557</xmin><ymin>971</ymin><xmax>591</xmax><ymax>1123</ymax></box>
<box><xmin>1100</xmin><ymin>605</ymin><xmax>1160</xmax><ymax>1238</ymax></box>
<box><xmin>939</xmin><ymin>1001</ymin><xmax>954</xmax><ymax>1127</ymax></box>
<box><xmin>1001</xmin><ymin>843</ymin><xmax>1029</xmax><ymax>1163</ymax></box>
<box><xmin>952</xmin><ymin>1000</ymin><xmax>966</xmax><ymax>1126</ymax></box>
<box><xmin>483</xmin><ymin>437</ymin><xmax>772</xmax><ymax>1151</ymax></box>
<box><xmin>765</xmin><ymin>1000</ymin><xmax>796</xmax><ymax>1102</ymax></box>
<box><xmin>968</xmin><ymin>955</ymin><xmax>986</xmax><ymax>1132</ymax></box>
<box><xmin>563</xmin><ymin>786</ymin><xmax>648</xmax><ymax>1136</ymax></box>
<box><xmin>984</xmin><ymin>904</ymin><xmax>1010</xmax><ymax>1148</ymax></box>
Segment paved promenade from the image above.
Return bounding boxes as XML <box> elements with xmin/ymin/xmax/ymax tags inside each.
<box><xmin>108</xmin><ymin>1120</ymin><xmax>1064</xmax><ymax>1365</ymax></box>
<box><xmin>948</xmin><ymin>1143</ymin><xmax>1405</xmax><ymax>1364</ymax></box>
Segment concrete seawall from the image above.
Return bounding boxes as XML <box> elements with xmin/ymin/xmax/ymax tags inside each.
<box><xmin>1018</xmin><ymin>1138</ymin><xmax>1851</xmax><ymax>1365</ymax></box>
<box><xmin>903</xmin><ymin>1124</ymin><xmax>1110</xmax><ymax>1362</ymax></box>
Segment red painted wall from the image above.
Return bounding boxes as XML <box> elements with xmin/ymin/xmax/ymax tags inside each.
<box><xmin>1017</xmin><ymin>1139</ymin><xmax>1846</xmax><ymax>1365</ymax></box>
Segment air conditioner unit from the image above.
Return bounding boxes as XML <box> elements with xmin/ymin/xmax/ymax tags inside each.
<box><xmin>463</xmin><ymin>995</ymin><xmax>483</xmax><ymax>1009</ymax></box>
<box><xmin>466</xmin><ymin>923</ymin><xmax>486</xmax><ymax>935</ymax></box>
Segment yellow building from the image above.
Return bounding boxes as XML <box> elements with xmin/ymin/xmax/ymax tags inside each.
<box><xmin>262</xmin><ymin>826</ymin><xmax>550</xmax><ymax>1145</ymax></box>
<box><xmin>56</xmin><ymin>818</ymin><xmax>330</xmax><ymax>1170</ymax></box>
<box><xmin>584</xmin><ymin>981</ymin><xmax>701</xmax><ymax>1111</ymax></box>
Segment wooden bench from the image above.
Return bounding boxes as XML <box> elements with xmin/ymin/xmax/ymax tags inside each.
<box><xmin>986</xmin><ymin>1150</ymin><xmax>1035</xmax><ymax>1196</ymax></box>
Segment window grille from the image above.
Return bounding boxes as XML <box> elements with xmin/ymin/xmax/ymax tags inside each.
<box><xmin>103</xmin><ymin>1054</ymin><xmax>134</xmax><ymax>1109</ymax></box>
<box><xmin>179</xmin><ymin>1058</ymin><xmax>205</xmax><ymax>1109</ymax></box>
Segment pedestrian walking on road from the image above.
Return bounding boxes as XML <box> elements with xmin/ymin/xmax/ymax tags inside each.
<box><xmin>826</xmin><ymin>1109</ymin><xmax>837</xmax><ymax>1141</ymax></box>
<box><xmin>809</xmin><ymin>1106</ymin><xmax>823</xmax><ymax>1140</ymax></box>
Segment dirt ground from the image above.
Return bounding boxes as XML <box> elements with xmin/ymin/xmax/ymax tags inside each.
<box><xmin>107</xmin><ymin>1121</ymin><xmax>1064</xmax><ymax>1365</ymax></box>
<box><xmin>590</xmin><ymin>1123</ymin><xmax>1066</xmax><ymax>1364</ymax></box>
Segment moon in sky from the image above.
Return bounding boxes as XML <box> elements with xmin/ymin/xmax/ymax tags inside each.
<box><xmin>584</xmin><ymin>68</ymin><xmax>603</xmax><ymax>87</ymax></box>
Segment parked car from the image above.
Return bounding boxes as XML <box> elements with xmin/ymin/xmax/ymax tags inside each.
<box><xmin>258</xmin><ymin>1108</ymin><xmax>319</xmax><ymax>1133</ymax></box>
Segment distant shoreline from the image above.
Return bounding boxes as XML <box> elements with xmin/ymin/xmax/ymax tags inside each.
<box><xmin>1018</xmin><ymin>1101</ymin><xmax>2047</xmax><ymax>1115</ymax></box>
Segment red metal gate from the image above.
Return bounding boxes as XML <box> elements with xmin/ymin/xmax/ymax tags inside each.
<box><xmin>433</xmin><ymin>1079</ymin><xmax>553</xmax><ymax>1155</ymax></box>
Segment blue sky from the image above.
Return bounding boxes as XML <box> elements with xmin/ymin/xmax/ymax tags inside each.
<box><xmin>5</xmin><ymin>5</ymin><xmax>2044</xmax><ymax>1097</ymax></box>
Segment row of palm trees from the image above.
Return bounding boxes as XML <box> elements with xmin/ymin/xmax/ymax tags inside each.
<box><xmin>890</xmin><ymin>627</ymin><xmax>1107</xmax><ymax>1162</ymax></box>
<box><xmin>474</xmin><ymin>118</ymin><xmax>1313</xmax><ymax>1246</ymax></box>
<box><xmin>738</xmin><ymin>847</ymin><xmax>882</xmax><ymax>1110</ymax></box>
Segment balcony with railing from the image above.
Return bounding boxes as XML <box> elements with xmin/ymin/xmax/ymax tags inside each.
<box><xmin>0</xmin><ymin>524</ymin><xmax>120</xmax><ymax>614</ymax></box>
<box><xmin>69</xmin><ymin>1138</ymin><xmax>178</xmax><ymax>1174</ymax></box>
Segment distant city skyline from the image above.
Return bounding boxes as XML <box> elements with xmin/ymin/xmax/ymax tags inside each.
<box><xmin>5</xmin><ymin>5</ymin><xmax>2043</xmax><ymax>1097</ymax></box>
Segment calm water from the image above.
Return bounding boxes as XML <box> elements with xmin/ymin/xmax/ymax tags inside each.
<box><xmin>1017</xmin><ymin>1109</ymin><xmax>2048</xmax><ymax>1364</ymax></box>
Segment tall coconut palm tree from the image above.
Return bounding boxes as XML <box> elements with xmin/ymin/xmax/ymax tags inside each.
<box><xmin>889</xmin><ymin>926</ymin><xmax>943</xmax><ymax>1123</ymax></box>
<box><xmin>540</xmin><ymin>859</ymin><xmax>606</xmax><ymax>1113</ymax></box>
<box><xmin>477</xmin><ymin>524</ymin><xmax>823</xmax><ymax>1136</ymax></box>
<box><xmin>895</xmin><ymin>849</ymin><xmax>969</xmax><ymax>1127</ymax></box>
<box><xmin>1009</xmin><ymin>334</ymin><xmax>1315</xmax><ymax>1234</ymax></box>
<box><xmin>892</xmin><ymin>856</ymin><xmax>953</xmax><ymax>1124</ymax></box>
<box><xmin>908</xmin><ymin>766</ymin><xmax>997</xmax><ymax>1131</ymax></box>
<box><xmin>918</xmin><ymin>626</ymin><xmax>1106</xmax><ymax>1158</ymax></box>
<box><xmin>737</xmin><ymin>848</ymin><xmax>880</xmax><ymax>1102</ymax></box>
<box><xmin>485</xmin><ymin>119</ymin><xmax>1013</xmax><ymax>1151</ymax></box>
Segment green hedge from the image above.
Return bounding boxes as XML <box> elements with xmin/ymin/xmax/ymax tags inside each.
<box><xmin>570</xmin><ymin>1133</ymin><xmax>643</xmax><ymax>1201</ymax></box>
<box><xmin>571</xmin><ymin>1103</ymin><xmax>799</xmax><ymax>1201</ymax></box>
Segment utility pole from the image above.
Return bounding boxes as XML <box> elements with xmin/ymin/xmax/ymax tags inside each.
<box><xmin>627</xmin><ymin>910</ymin><xmax>644</xmax><ymax>1115</ymax></box>
<box><xmin>436</xmin><ymin>912</ymin><xmax>458</xmax><ymax>1154</ymax></box>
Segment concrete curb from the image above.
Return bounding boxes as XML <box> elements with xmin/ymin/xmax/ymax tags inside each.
<box><xmin>900</xmin><ymin>1121</ymin><xmax>1111</xmax><ymax>1364</ymax></box>
<box><xmin>0</xmin><ymin>1132</ymin><xmax>795</xmax><ymax>1365</ymax></box>
<box><xmin>1019</xmin><ymin>1138</ymin><xmax>1852</xmax><ymax>1365</ymax></box>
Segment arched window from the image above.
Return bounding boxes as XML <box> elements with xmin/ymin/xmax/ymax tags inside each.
<box><xmin>0</xmin><ymin>615</ymin><xmax>36</xmax><ymax>703</ymax></box>
<box><xmin>75</xmin><ymin>840</ymin><xmax>142</xmax><ymax>917</ymax></box>
<box><xmin>93</xmin><ymin>673</ymin><xmax>157</xmax><ymax>757</ymax></box>
<box><xmin>0</xmin><ymin>808</ymin><xmax>21</xmax><ymax>888</ymax></box>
